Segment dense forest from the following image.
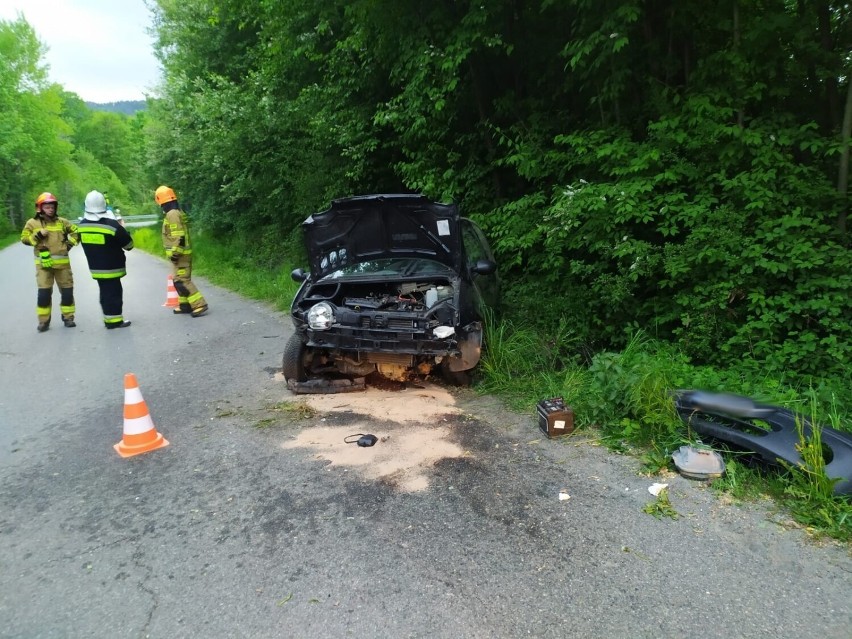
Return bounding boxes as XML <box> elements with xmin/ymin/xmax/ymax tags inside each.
<box><xmin>2</xmin><ymin>1</ymin><xmax>850</xmax><ymax>383</ymax></box>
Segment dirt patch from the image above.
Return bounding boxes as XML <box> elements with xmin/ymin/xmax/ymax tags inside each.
<box><xmin>281</xmin><ymin>382</ymin><xmax>466</xmax><ymax>491</ymax></box>
<box><xmin>282</xmin><ymin>423</ymin><xmax>465</xmax><ymax>492</ymax></box>
<box><xmin>298</xmin><ymin>382</ymin><xmax>462</xmax><ymax>424</ymax></box>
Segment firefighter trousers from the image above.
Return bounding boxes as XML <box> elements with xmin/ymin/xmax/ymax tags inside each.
<box><xmin>35</xmin><ymin>266</ymin><xmax>74</xmax><ymax>326</ymax></box>
<box><xmin>96</xmin><ymin>278</ymin><xmax>126</xmax><ymax>327</ymax></box>
<box><xmin>172</xmin><ymin>257</ymin><xmax>207</xmax><ymax>312</ymax></box>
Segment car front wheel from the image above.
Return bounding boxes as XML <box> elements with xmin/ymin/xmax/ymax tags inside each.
<box><xmin>283</xmin><ymin>333</ymin><xmax>310</xmax><ymax>382</ymax></box>
<box><xmin>441</xmin><ymin>360</ymin><xmax>472</xmax><ymax>387</ymax></box>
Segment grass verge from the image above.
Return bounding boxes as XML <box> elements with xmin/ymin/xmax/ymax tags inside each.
<box><xmin>1</xmin><ymin>232</ymin><xmax>19</xmax><ymax>249</ymax></box>
<box><xmin>131</xmin><ymin>226</ymin><xmax>301</xmax><ymax>312</ymax></box>
<box><xmin>479</xmin><ymin>316</ymin><xmax>851</xmax><ymax>543</ymax></box>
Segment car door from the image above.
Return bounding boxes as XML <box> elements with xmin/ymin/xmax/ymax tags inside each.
<box><xmin>460</xmin><ymin>218</ymin><xmax>499</xmax><ymax>313</ymax></box>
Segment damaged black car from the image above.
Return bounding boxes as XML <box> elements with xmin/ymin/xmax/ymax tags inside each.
<box><xmin>283</xmin><ymin>194</ymin><xmax>498</xmax><ymax>391</ymax></box>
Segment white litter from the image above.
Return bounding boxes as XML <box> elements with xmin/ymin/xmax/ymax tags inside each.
<box><xmin>648</xmin><ymin>483</ymin><xmax>669</xmax><ymax>496</ymax></box>
<box><xmin>558</xmin><ymin>491</ymin><xmax>570</xmax><ymax>501</ymax></box>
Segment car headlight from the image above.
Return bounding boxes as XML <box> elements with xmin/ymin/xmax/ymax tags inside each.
<box><xmin>307</xmin><ymin>302</ymin><xmax>334</xmax><ymax>330</ymax></box>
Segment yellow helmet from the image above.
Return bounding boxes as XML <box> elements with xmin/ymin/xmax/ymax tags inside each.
<box><xmin>35</xmin><ymin>192</ymin><xmax>58</xmax><ymax>211</ymax></box>
<box><xmin>155</xmin><ymin>185</ymin><xmax>178</xmax><ymax>205</ymax></box>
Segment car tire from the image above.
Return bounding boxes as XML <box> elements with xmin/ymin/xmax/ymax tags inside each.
<box><xmin>283</xmin><ymin>333</ymin><xmax>310</xmax><ymax>382</ymax></box>
<box><xmin>441</xmin><ymin>361</ymin><xmax>472</xmax><ymax>387</ymax></box>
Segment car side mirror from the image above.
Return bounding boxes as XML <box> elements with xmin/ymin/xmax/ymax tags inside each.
<box><xmin>472</xmin><ymin>259</ymin><xmax>496</xmax><ymax>275</ymax></box>
<box><xmin>291</xmin><ymin>268</ymin><xmax>308</xmax><ymax>282</ymax></box>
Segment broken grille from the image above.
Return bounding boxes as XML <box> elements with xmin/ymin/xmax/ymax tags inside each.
<box><xmin>359</xmin><ymin>317</ymin><xmax>415</xmax><ymax>330</ymax></box>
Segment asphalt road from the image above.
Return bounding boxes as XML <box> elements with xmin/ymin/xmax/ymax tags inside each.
<box><xmin>0</xmin><ymin>243</ymin><xmax>850</xmax><ymax>639</ymax></box>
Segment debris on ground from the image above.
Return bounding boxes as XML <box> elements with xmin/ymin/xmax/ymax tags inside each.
<box><xmin>671</xmin><ymin>444</ymin><xmax>726</xmax><ymax>480</ymax></box>
<box><xmin>674</xmin><ymin>389</ymin><xmax>852</xmax><ymax>495</ymax></box>
<box><xmin>287</xmin><ymin>377</ymin><xmax>367</xmax><ymax>394</ymax></box>
<box><xmin>345</xmin><ymin>433</ymin><xmax>378</xmax><ymax>447</ymax></box>
<box><xmin>648</xmin><ymin>482</ymin><xmax>669</xmax><ymax>496</ymax></box>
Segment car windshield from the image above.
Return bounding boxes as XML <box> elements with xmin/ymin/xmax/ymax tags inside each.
<box><xmin>321</xmin><ymin>258</ymin><xmax>453</xmax><ymax>280</ymax></box>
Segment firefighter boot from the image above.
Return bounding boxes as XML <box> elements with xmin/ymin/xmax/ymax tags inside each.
<box><xmin>60</xmin><ymin>288</ymin><xmax>75</xmax><ymax>327</ymax></box>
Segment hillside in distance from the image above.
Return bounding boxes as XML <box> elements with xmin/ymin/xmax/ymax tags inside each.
<box><xmin>85</xmin><ymin>100</ymin><xmax>146</xmax><ymax>115</ymax></box>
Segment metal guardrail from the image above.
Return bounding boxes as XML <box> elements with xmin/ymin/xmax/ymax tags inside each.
<box><xmin>123</xmin><ymin>214</ymin><xmax>160</xmax><ymax>228</ymax></box>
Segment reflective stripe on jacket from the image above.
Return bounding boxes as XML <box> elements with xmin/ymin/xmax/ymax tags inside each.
<box><xmin>77</xmin><ymin>218</ymin><xmax>134</xmax><ymax>279</ymax></box>
<box><xmin>21</xmin><ymin>216</ymin><xmax>79</xmax><ymax>269</ymax></box>
<box><xmin>162</xmin><ymin>208</ymin><xmax>193</xmax><ymax>258</ymax></box>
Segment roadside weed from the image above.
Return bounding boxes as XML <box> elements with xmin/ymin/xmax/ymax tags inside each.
<box><xmin>639</xmin><ymin>443</ymin><xmax>674</xmax><ymax>475</ymax></box>
<box><xmin>268</xmin><ymin>401</ymin><xmax>317</xmax><ymax>420</ymax></box>
<box><xmin>642</xmin><ymin>488</ymin><xmax>680</xmax><ymax>520</ymax></box>
<box><xmin>711</xmin><ymin>458</ymin><xmax>767</xmax><ymax>502</ymax></box>
<box><xmin>779</xmin><ymin>393</ymin><xmax>852</xmax><ymax>541</ymax></box>
<box><xmin>786</xmin><ymin>400</ymin><xmax>837</xmax><ymax>501</ymax></box>
<box><xmin>479</xmin><ymin>313</ymin><xmax>572</xmax><ymax>409</ymax></box>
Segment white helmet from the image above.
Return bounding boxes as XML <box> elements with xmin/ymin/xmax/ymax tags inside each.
<box><xmin>84</xmin><ymin>190</ymin><xmax>107</xmax><ymax>214</ymax></box>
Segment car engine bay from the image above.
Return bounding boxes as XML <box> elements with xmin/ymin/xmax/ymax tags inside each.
<box><xmin>299</xmin><ymin>280</ymin><xmax>457</xmax><ymax>322</ymax></box>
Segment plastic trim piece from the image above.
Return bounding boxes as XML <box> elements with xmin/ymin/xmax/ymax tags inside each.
<box><xmin>674</xmin><ymin>390</ymin><xmax>852</xmax><ymax>495</ymax></box>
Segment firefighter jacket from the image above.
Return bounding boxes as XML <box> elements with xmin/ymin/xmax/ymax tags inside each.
<box><xmin>77</xmin><ymin>217</ymin><xmax>134</xmax><ymax>279</ymax></box>
<box><xmin>162</xmin><ymin>207</ymin><xmax>193</xmax><ymax>259</ymax></box>
<box><xmin>20</xmin><ymin>214</ymin><xmax>79</xmax><ymax>269</ymax></box>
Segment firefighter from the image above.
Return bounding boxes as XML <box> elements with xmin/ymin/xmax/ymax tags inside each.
<box><xmin>77</xmin><ymin>190</ymin><xmax>134</xmax><ymax>329</ymax></box>
<box><xmin>155</xmin><ymin>185</ymin><xmax>208</xmax><ymax>317</ymax></box>
<box><xmin>20</xmin><ymin>192</ymin><xmax>80</xmax><ymax>332</ymax></box>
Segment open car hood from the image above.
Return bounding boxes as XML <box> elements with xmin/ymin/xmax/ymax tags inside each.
<box><xmin>302</xmin><ymin>194</ymin><xmax>463</xmax><ymax>279</ymax></box>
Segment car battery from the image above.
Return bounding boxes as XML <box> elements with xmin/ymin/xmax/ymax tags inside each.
<box><xmin>536</xmin><ymin>397</ymin><xmax>575</xmax><ymax>438</ymax></box>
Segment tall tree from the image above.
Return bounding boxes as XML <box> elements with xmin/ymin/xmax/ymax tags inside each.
<box><xmin>0</xmin><ymin>17</ymin><xmax>72</xmax><ymax>228</ymax></box>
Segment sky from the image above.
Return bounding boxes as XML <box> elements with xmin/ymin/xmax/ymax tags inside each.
<box><xmin>0</xmin><ymin>0</ymin><xmax>162</xmax><ymax>103</ymax></box>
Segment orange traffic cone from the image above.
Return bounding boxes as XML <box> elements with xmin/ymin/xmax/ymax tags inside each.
<box><xmin>114</xmin><ymin>373</ymin><xmax>169</xmax><ymax>458</ymax></box>
<box><xmin>162</xmin><ymin>275</ymin><xmax>179</xmax><ymax>308</ymax></box>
